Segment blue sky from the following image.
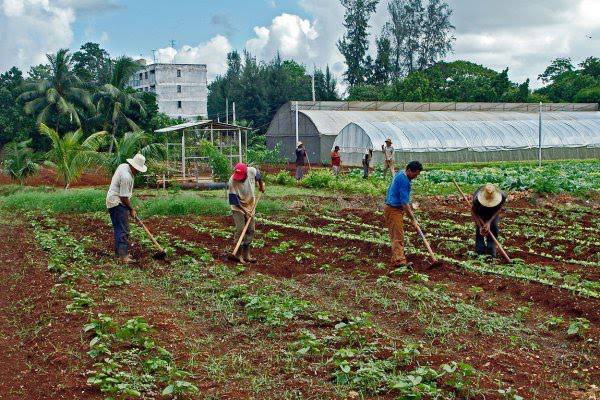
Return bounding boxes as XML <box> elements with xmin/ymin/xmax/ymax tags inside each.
<box><xmin>1</xmin><ymin>0</ymin><xmax>599</xmax><ymax>90</ymax></box>
<box><xmin>71</xmin><ymin>0</ymin><xmax>309</xmax><ymax>58</ymax></box>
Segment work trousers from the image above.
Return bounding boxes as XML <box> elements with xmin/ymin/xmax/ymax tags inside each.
<box><xmin>332</xmin><ymin>165</ymin><xmax>340</xmax><ymax>176</ymax></box>
<box><xmin>362</xmin><ymin>162</ymin><xmax>370</xmax><ymax>178</ymax></box>
<box><xmin>383</xmin><ymin>160</ymin><xmax>395</xmax><ymax>177</ymax></box>
<box><xmin>108</xmin><ymin>204</ymin><xmax>129</xmax><ymax>257</ymax></box>
<box><xmin>384</xmin><ymin>204</ymin><xmax>406</xmax><ymax>265</ymax></box>
<box><xmin>295</xmin><ymin>165</ymin><xmax>304</xmax><ymax>180</ymax></box>
<box><xmin>475</xmin><ymin>216</ymin><xmax>499</xmax><ymax>257</ymax></box>
<box><xmin>232</xmin><ymin>210</ymin><xmax>255</xmax><ymax>248</ymax></box>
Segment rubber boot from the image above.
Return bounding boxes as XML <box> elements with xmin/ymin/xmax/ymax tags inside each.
<box><xmin>242</xmin><ymin>245</ymin><xmax>257</xmax><ymax>263</ymax></box>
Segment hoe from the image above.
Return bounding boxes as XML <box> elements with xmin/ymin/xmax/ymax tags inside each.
<box><xmin>135</xmin><ymin>215</ymin><xmax>167</xmax><ymax>260</ymax></box>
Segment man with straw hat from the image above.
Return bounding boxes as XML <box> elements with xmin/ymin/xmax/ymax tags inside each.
<box><xmin>106</xmin><ymin>153</ymin><xmax>147</xmax><ymax>262</ymax></box>
<box><xmin>471</xmin><ymin>183</ymin><xmax>507</xmax><ymax>257</ymax></box>
<box><xmin>228</xmin><ymin>162</ymin><xmax>265</xmax><ymax>263</ymax></box>
<box><xmin>381</xmin><ymin>138</ymin><xmax>395</xmax><ymax>178</ymax></box>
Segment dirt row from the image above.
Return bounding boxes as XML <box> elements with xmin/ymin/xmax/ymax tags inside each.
<box><xmin>59</xmin><ymin>211</ymin><xmax>599</xmax><ymax>400</ymax></box>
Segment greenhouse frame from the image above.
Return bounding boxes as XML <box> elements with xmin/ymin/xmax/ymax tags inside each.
<box><xmin>265</xmin><ymin>101</ymin><xmax>599</xmax><ymax>165</ymax></box>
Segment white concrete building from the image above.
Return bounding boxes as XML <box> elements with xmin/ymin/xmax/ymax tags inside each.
<box><xmin>129</xmin><ymin>63</ymin><xmax>208</xmax><ymax>120</ymax></box>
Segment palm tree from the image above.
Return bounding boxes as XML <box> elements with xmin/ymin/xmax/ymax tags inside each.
<box><xmin>106</xmin><ymin>131</ymin><xmax>164</xmax><ymax>174</ymax></box>
<box><xmin>40</xmin><ymin>123</ymin><xmax>106</xmax><ymax>189</ymax></box>
<box><xmin>2</xmin><ymin>140</ymin><xmax>41</xmax><ymax>185</ymax></box>
<box><xmin>94</xmin><ymin>56</ymin><xmax>147</xmax><ymax>152</ymax></box>
<box><xmin>18</xmin><ymin>49</ymin><xmax>94</xmax><ymax>132</ymax></box>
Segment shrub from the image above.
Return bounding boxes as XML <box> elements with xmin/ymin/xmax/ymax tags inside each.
<box><xmin>199</xmin><ymin>140</ymin><xmax>231</xmax><ymax>182</ymax></box>
<box><xmin>247</xmin><ymin>143</ymin><xmax>285</xmax><ymax>165</ymax></box>
<box><xmin>301</xmin><ymin>169</ymin><xmax>335</xmax><ymax>188</ymax></box>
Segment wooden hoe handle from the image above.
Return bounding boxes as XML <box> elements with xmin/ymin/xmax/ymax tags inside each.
<box><xmin>411</xmin><ymin>216</ymin><xmax>436</xmax><ymax>260</ymax></box>
<box><xmin>135</xmin><ymin>215</ymin><xmax>166</xmax><ymax>253</ymax></box>
<box><xmin>451</xmin><ymin>178</ymin><xmax>511</xmax><ymax>263</ymax></box>
<box><xmin>232</xmin><ymin>193</ymin><xmax>262</xmax><ymax>256</ymax></box>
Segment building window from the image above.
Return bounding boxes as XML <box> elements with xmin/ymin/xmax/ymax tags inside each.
<box><xmin>177</xmin><ymin>85</ymin><xmax>181</xmax><ymax>93</ymax></box>
<box><xmin>177</xmin><ymin>101</ymin><xmax>182</xmax><ymax>109</ymax></box>
<box><xmin>139</xmin><ymin>72</ymin><xmax>143</xmax><ymax>80</ymax></box>
<box><xmin>150</xmin><ymin>69</ymin><xmax>155</xmax><ymax>74</ymax></box>
<box><xmin>144</xmin><ymin>72</ymin><xmax>148</xmax><ymax>79</ymax></box>
<box><xmin>177</xmin><ymin>69</ymin><xmax>181</xmax><ymax>77</ymax></box>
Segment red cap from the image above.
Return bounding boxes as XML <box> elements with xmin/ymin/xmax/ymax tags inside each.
<box><xmin>232</xmin><ymin>163</ymin><xmax>248</xmax><ymax>181</ymax></box>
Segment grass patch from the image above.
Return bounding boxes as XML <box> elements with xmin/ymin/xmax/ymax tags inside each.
<box><xmin>0</xmin><ymin>188</ymin><xmax>285</xmax><ymax>216</ymax></box>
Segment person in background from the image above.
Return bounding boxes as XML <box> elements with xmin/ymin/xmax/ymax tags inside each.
<box><xmin>471</xmin><ymin>183</ymin><xmax>506</xmax><ymax>258</ymax></box>
<box><xmin>331</xmin><ymin>145</ymin><xmax>341</xmax><ymax>176</ymax></box>
<box><xmin>362</xmin><ymin>148</ymin><xmax>373</xmax><ymax>178</ymax></box>
<box><xmin>384</xmin><ymin>161</ymin><xmax>423</xmax><ymax>267</ymax></box>
<box><xmin>382</xmin><ymin>138</ymin><xmax>395</xmax><ymax>177</ymax></box>
<box><xmin>106</xmin><ymin>153</ymin><xmax>147</xmax><ymax>263</ymax></box>
<box><xmin>228</xmin><ymin>162</ymin><xmax>266</xmax><ymax>264</ymax></box>
<box><xmin>295</xmin><ymin>141</ymin><xmax>307</xmax><ymax>180</ymax></box>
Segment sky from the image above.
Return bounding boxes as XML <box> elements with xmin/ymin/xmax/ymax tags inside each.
<box><xmin>1</xmin><ymin>0</ymin><xmax>599</xmax><ymax>92</ymax></box>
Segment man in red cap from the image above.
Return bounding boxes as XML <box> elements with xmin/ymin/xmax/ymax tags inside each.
<box><xmin>227</xmin><ymin>162</ymin><xmax>265</xmax><ymax>263</ymax></box>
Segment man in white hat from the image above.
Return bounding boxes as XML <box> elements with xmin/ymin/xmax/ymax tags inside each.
<box><xmin>471</xmin><ymin>183</ymin><xmax>506</xmax><ymax>257</ymax></box>
<box><xmin>381</xmin><ymin>138</ymin><xmax>395</xmax><ymax>178</ymax></box>
<box><xmin>106</xmin><ymin>153</ymin><xmax>147</xmax><ymax>262</ymax></box>
<box><xmin>295</xmin><ymin>141</ymin><xmax>307</xmax><ymax>180</ymax></box>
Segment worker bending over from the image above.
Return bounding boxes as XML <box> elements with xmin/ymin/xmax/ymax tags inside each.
<box><xmin>228</xmin><ymin>162</ymin><xmax>266</xmax><ymax>263</ymax></box>
<box><xmin>471</xmin><ymin>183</ymin><xmax>506</xmax><ymax>258</ymax></box>
<box><xmin>384</xmin><ymin>161</ymin><xmax>423</xmax><ymax>267</ymax></box>
<box><xmin>106</xmin><ymin>153</ymin><xmax>147</xmax><ymax>263</ymax></box>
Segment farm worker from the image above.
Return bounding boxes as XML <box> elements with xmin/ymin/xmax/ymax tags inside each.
<box><xmin>384</xmin><ymin>161</ymin><xmax>423</xmax><ymax>267</ymax></box>
<box><xmin>331</xmin><ymin>146</ymin><xmax>341</xmax><ymax>176</ymax></box>
<box><xmin>471</xmin><ymin>183</ymin><xmax>506</xmax><ymax>257</ymax></box>
<box><xmin>228</xmin><ymin>162</ymin><xmax>266</xmax><ymax>263</ymax></box>
<box><xmin>381</xmin><ymin>138</ymin><xmax>395</xmax><ymax>177</ymax></box>
<box><xmin>295</xmin><ymin>142</ymin><xmax>307</xmax><ymax>180</ymax></box>
<box><xmin>106</xmin><ymin>153</ymin><xmax>147</xmax><ymax>262</ymax></box>
<box><xmin>362</xmin><ymin>148</ymin><xmax>373</xmax><ymax>178</ymax></box>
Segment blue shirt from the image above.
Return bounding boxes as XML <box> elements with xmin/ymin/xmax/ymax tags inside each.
<box><xmin>386</xmin><ymin>172</ymin><xmax>411</xmax><ymax>207</ymax></box>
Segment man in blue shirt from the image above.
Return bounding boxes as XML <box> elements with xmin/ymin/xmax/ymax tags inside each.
<box><xmin>384</xmin><ymin>161</ymin><xmax>423</xmax><ymax>267</ymax></box>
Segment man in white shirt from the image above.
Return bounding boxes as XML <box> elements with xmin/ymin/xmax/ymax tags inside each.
<box><xmin>106</xmin><ymin>153</ymin><xmax>147</xmax><ymax>262</ymax></box>
<box><xmin>227</xmin><ymin>162</ymin><xmax>265</xmax><ymax>263</ymax></box>
<box><xmin>382</xmin><ymin>138</ymin><xmax>395</xmax><ymax>178</ymax></box>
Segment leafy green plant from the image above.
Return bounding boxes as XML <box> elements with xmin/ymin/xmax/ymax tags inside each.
<box><xmin>199</xmin><ymin>140</ymin><xmax>231</xmax><ymax>182</ymax></box>
<box><xmin>2</xmin><ymin>140</ymin><xmax>41</xmax><ymax>185</ymax></box>
<box><xmin>567</xmin><ymin>317</ymin><xmax>590</xmax><ymax>337</ymax></box>
<box><xmin>40</xmin><ymin>123</ymin><xmax>106</xmax><ymax>188</ymax></box>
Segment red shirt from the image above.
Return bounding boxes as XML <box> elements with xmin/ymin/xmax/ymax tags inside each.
<box><xmin>331</xmin><ymin>151</ymin><xmax>341</xmax><ymax>166</ymax></box>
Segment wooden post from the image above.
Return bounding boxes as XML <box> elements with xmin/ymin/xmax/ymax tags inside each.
<box><xmin>238</xmin><ymin>129</ymin><xmax>242</xmax><ymax>163</ymax></box>
<box><xmin>181</xmin><ymin>130</ymin><xmax>186</xmax><ymax>179</ymax></box>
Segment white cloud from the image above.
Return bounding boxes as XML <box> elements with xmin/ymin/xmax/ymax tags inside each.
<box><xmin>0</xmin><ymin>0</ymin><xmax>75</xmax><ymax>73</ymax></box>
<box><xmin>151</xmin><ymin>35</ymin><xmax>233</xmax><ymax>81</ymax></box>
<box><xmin>245</xmin><ymin>13</ymin><xmax>319</xmax><ymax>60</ymax></box>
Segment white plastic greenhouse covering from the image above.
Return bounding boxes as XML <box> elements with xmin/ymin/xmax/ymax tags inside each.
<box><xmin>333</xmin><ymin>111</ymin><xmax>600</xmax><ymax>165</ymax></box>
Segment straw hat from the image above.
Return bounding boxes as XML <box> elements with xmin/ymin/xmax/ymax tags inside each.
<box><xmin>477</xmin><ymin>183</ymin><xmax>502</xmax><ymax>207</ymax></box>
<box><xmin>385</xmin><ymin>138</ymin><xmax>392</xmax><ymax>144</ymax></box>
<box><xmin>297</xmin><ymin>141</ymin><xmax>303</xmax><ymax>146</ymax></box>
<box><xmin>127</xmin><ymin>153</ymin><xmax>148</xmax><ymax>173</ymax></box>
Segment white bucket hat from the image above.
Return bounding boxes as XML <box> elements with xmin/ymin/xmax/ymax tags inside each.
<box><xmin>477</xmin><ymin>183</ymin><xmax>502</xmax><ymax>207</ymax></box>
<box><xmin>127</xmin><ymin>153</ymin><xmax>148</xmax><ymax>173</ymax></box>
<box><xmin>297</xmin><ymin>141</ymin><xmax>303</xmax><ymax>146</ymax></box>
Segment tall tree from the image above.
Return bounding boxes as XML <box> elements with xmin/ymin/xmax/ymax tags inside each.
<box><xmin>72</xmin><ymin>42</ymin><xmax>112</xmax><ymax>86</ymax></box>
<box><xmin>18</xmin><ymin>49</ymin><xmax>94</xmax><ymax>133</ymax></box>
<box><xmin>314</xmin><ymin>66</ymin><xmax>340</xmax><ymax>100</ymax></box>
<box><xmin>337</xmin><ymin>0</ymin><xmax>380</xmax><ymax>86</ymax></box>
<box><xmin>387</xmin><ymin>0</ymin><xmax>454</xmax><ymax>76</ymax></box>
<box><xmin>0</xmin><ymin>67</ymin><xmax>40</xmax><ymax>148</ymax></box>
<box><xmin>369</xmin><ymin>34</ymin><xmax>393</xmax><ymax>85</ymax></box>
<box><xmin>537</xmin><ymin>58</ymin><xmax>574</xmax><ymax>84</ymax></box>
<box><xmin>93</xmin><ymin>56</ymin><xmax>146</xmax><ymax>152</ymax></box>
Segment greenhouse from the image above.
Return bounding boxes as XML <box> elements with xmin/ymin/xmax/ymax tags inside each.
<box><xmin>266</xmin><ymin>101</ymin><xmax>599</xmax><ymax>164</ymax></box>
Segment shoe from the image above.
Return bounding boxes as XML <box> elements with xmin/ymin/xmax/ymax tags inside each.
<box><xmin>228</xmin><ymin>250</ymin><xmax>245</xmax><ymax>264</ymax></box>
<box><xmin>242</xmin><ymin>245</ymin><xmax>257</xmax><ymax>263</ymax></box>
<box><xmin>118</xmin><ymin>255</ymin><xmax>136</xmax><ymax>263</ymax></box>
